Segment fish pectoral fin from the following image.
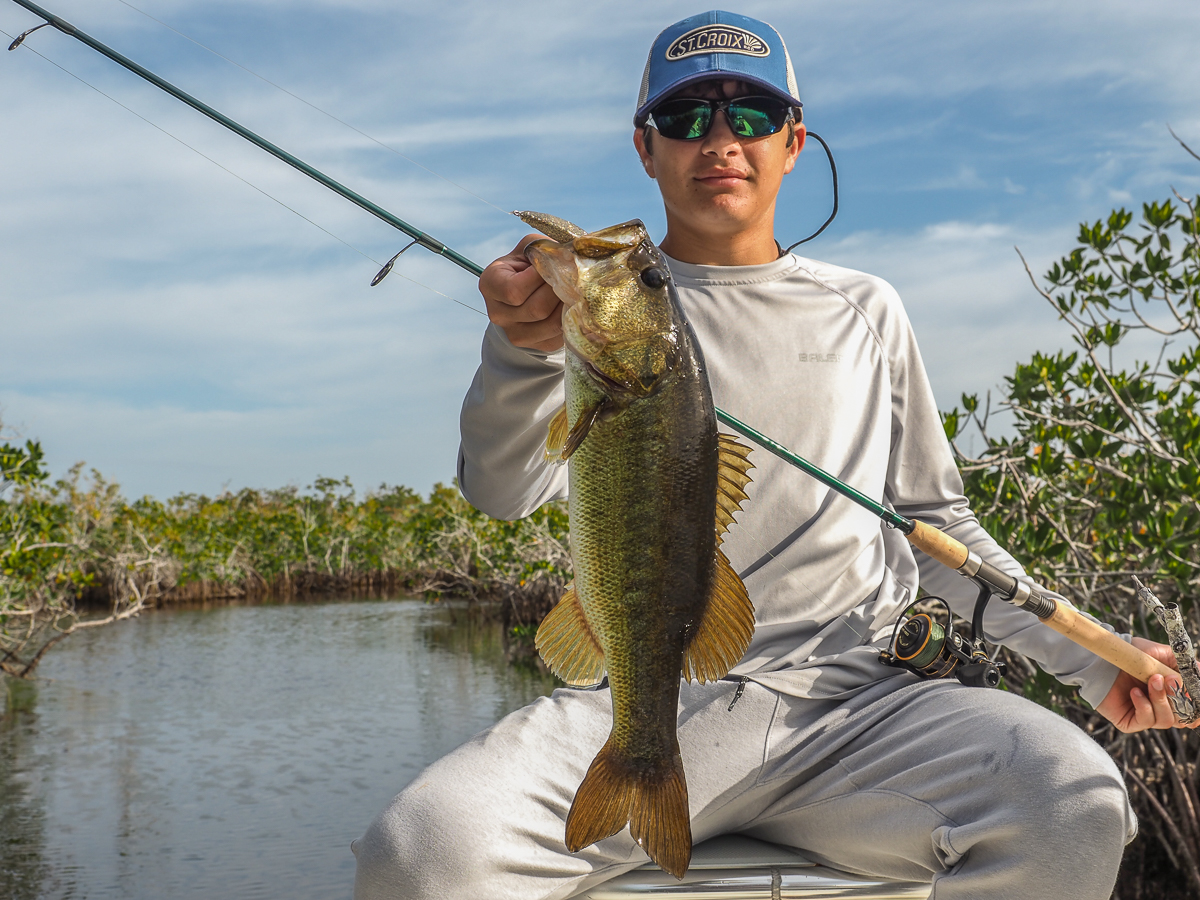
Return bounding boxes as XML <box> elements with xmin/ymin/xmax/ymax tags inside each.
<box><xmin>534</xmin><ymin>585</ymin><xmax>605</xmax><ymax>686</ymax></box>
<box><xmin>682</xmin><ymin>549</ymin><xmax>755</xmax><ymax>684</ymax></box>
<box><xmin>715</xmin><ymin>433</ymin><xmax>754</xmax><ymax>545</ymax></box>
<box><xmin>545</xmin><ymin>400</ymin><xmax>603</xmax><ymax>464</ymax></box>
<box><xmin>566</xmin><ymin>737</ymin><xmax>692</xmax><ymax>879</ymax></box>
<box><xmin>545</xmin><ymin>405</ymin><xmax>570</xmax><ymax>465</ymax></box>
<box><xmin>561</xmin><ymin>400</ymin><xmax>607</xmax><ymax>460</ymax></box>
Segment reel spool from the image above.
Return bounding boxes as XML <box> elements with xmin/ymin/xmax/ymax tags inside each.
<box><xmin>880</xmin><ymin>584</ymin><xmax>1007</xmax><ymax>689</ymax></box>
<box><xmin>892</xmin><ymin>611</ymin><xmax>963</xmax><ymax>679</ymax></box>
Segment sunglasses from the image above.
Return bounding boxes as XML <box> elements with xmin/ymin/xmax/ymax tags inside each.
<box><xmin>648</xmin><ymin>96</ymin><xmax>794</xmax><ymax>141</ymax></box>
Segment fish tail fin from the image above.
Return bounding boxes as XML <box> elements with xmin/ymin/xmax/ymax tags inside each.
<box><xmin>566</xmin><ymin>738</ymin><xmax>692</xmax><ymax>879</ymax></box>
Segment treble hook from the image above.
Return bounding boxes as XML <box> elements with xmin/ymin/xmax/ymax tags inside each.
<box><xmin>370</xmin><ymin>239</ymin><xmax>418</xmax><ymax>286</ymax></box>
<box><xmin>9</xmin><ymin>21</ymin><xmax>50</xmax><ymax>51</ymax></box>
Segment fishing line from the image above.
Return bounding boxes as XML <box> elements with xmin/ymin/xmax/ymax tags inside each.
<box><xmin>1</xmin><ymin>24</ymin><xmax>486</xmax><ymax>317</ymax></box>
<box><xmin>108</xmin><ymin>0</ymin><xmax>510</xmax><ymax>217</ymax></box>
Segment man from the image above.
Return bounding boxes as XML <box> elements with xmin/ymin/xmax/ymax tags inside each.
<box><xmin>353</xmin><ymin>11</ymin><xmax>1191</xmax><ymax>900</ymax></box>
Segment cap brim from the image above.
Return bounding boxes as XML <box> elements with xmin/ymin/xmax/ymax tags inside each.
<box><xmin>634</xmin><ymin>72</ymin><xmax>802</xmax><ymax>126</ymax></box>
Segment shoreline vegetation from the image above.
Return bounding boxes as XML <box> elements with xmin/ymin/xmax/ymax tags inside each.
<box><xmin>0</xmin><ymin>464</ymin><xmax>569</xmax><ymax>679</ymax></box>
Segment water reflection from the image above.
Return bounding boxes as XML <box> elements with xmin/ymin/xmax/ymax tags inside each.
<box><xmin>2</xmin><ymin>679</ymin><xmax>48</xmax><ymax>899</ymax></box>
<box><xmin>0</xmin><ymin>598</ymin><xmax>556</xmax><ymax>900</ymax></box>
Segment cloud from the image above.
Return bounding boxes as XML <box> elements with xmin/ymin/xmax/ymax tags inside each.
<box><xmin>921</xmin><ymin>222</ymin><xmax>1011</xmax><ymax>242</ymax></box>
<box><xmin>908</xmin><ymin>166</ymin><xmax>989</xmax><ymax>192</ymax></box>
<box><xmin>3</xmin><ymin>0</ymin><xmax>1199</xmax><ymax>497</ymax></box>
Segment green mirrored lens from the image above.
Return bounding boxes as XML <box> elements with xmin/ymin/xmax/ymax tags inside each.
<box><xmin>728</xmin><ymin>105</ymin><xmax>777</xmax><ymax>137</ymax></box>
<box><xmin>653</xmin><ymin>103</ymin><xmax>712</xmax><ymax>140</ymax></box>
<box><xmin>730</xmin><ymin>98</ymin><xmax>789</xmax><ymax>136</ymax></box>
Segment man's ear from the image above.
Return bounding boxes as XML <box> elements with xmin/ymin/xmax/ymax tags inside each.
<box><xmin>783</xmin><ymin>123</ymin><xmax>805</xmax><ymax>176</ymax></box>
<box><xmin>633</xmin><ymin>128</ymin><xmax>656</xmax><ymax>179</ymax></box>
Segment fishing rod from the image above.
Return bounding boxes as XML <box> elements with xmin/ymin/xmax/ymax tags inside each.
<box><xmin>7</xmin><ymin>0</ymin><xmax>1192</xmax><ymax>714</ymax></box>
<box><xmin>5</xmin><ymin>0</ymin><xmax>483</xmax><ymax>277</ymax></box>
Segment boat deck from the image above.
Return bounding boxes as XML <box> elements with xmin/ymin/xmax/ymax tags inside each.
<box><xmin>579</xmin><ymin>835</ymin><xmax>931</xmax><ymax>900</ymax></box>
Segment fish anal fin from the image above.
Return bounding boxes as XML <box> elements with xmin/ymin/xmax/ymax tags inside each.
<box><xmin>714</xmin><ymin>433</ymin><xmax>754</xmax><ymax>545</ymax></box>
<box><xmin>682</xmin><ymin>549</ymin><xmax>755</xmax><ymax>685</ymax></box>
<box><xmin>534</xmin><ymin>585</ymin><xmax>605</xmax><ymax>686</ymax></box>
<box><xmin>566</xmin><ymin>738</ymin><xmax>692</xmax><ymax>879</ymax></box>
<box><xmin>545</xmin><ymin>405</ymin><xmax>570</xmax><ymax>465</ymax></box>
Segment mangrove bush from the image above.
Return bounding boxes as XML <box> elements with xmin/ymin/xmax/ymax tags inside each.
<box><xmin>943</xmin><ymin>181</ymin><xmax>1200</xmax><ymax>897</ymax></box>
<box><xmin>0</xmin><ymin>453</ymin><xmax>568</xmax><ymax>679</ymax></box>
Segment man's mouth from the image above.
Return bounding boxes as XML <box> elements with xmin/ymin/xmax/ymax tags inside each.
<box><xmin>695</xmin><ymin>169</ymin><xmax>750</xmax><ymax>187</ymax></box>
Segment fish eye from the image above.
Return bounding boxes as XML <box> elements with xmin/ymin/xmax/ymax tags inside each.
<box><xmin>639</xmin><ymin>266</ymin><xmax>667</xmax><ymax>289</ymax></box>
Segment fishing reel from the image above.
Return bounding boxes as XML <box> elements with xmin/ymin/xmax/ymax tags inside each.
<box><xmin>880</xmin><ymin>580</ymin><xmax>1007</xmax><ymax>688</ymax></box>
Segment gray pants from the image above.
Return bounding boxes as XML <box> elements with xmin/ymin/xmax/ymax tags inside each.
<box><xmin>352</xmin><ymin>676</ymin><xmax>1136</xmax><ymax>900</ymax></box>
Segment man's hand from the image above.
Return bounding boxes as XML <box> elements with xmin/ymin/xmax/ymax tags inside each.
<box><xmin>1096</xmin><ymin>636</ymin><xmax>1200</xmax><ymax>732</ymax></box>
<box><xmin>479</xmin><ymin>235</ymin><xmax>564</xmax><ymax>352</ymax></box>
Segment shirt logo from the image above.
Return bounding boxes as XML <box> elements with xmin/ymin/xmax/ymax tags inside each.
<box><xmin>665</xmin><ymin>25</ymin><xmax>770</xmax><ymax>61</ymax></box>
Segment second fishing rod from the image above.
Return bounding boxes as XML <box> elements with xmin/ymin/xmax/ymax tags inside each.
<box><xmin>7</xmin><ymin>0</ymin><xmax>1190</xmax><ymax>712</ymax></box>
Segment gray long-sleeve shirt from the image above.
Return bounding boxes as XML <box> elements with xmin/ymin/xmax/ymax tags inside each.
<box><xmin>458</xmin><ymin>252</ymin><xmax>1121</xmax><ymax>707</ymax></box>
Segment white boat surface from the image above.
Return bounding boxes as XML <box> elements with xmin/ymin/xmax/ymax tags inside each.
<box><xmin>579</xmin><ymin>834</ymin><xmax>931</xmax><ymax>900</ymax></box>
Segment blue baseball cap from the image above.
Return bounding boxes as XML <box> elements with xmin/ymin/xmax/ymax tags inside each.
<box><xmin>634</xmin><ymin>10</ymin><xmax>802</xmax><ymax>127</ymax></box>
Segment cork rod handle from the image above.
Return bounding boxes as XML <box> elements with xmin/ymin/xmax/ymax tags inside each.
<box><xmin>906</xmin><ymin>519</ymin><xmax>969</xmax><ymax>569</ymax></box>
<box><xmin>1041</xmin><ymin>602</ymin><xmax>1177</xmax><ymax>684</ymax></box>
<box><xmin>904</xmin><ymin>520</ymin><xmax>1179</xmax><ymax>687</ymax></box>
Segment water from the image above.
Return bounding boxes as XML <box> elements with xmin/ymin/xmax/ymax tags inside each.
<box><xmin>0</xmin><ymin>598</ymin><xmax>557</xmax><ymax>899</ymax></box>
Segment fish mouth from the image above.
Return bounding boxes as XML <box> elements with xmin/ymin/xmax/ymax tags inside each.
<box><xmin>523</xmin><ymin>221</ymin><xmax>649</xmax><ymax>294</ymax></box>
<box><xmin>526</xmin><ymin>219</ymin><xmax>676</xmax><ymax>397</ymax></box>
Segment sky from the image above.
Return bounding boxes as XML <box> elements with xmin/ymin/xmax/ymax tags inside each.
<box><xmin>1</xmin><ymin>0</ymin><xmax>1198</xmax><ymax>500</ymax></box>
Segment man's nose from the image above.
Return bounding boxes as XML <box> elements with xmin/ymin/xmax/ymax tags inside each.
<box><xmin>701</xmin><ymin>109</ymin><xmax>741</xmax><ymax>155</ymax></box>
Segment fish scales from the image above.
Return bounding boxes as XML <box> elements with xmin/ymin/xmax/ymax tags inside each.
<box><xmin>522</xmin><ymin>214</ymin><xmax>756</xmax><ymax>879</ymax></box>
<box><xmin>567</xmin><ymin>343</ymin><xmax>719</xmax><ymax>783</ymax></box>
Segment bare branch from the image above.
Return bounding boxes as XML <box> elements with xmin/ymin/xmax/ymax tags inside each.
<box><xmin>1017</xmin><ymin>248</ymin><xmax>1183</xmax><ymax>463</ymax></box>
<box><xmin>1169</xmin><ymin>125</ymin><xmax>1200</xmax><ymax>164</ymax></box>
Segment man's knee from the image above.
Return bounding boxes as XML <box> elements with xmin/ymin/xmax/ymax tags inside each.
<box><xmin>992</xmin><ymin>701</ymin><xmax>1132</xmax><ymax>844</ymax></box>
<box><xmin>937</xmin><ymin>693</ymin><xmax>1134</xmax><ymax>894</ymax></box>
<box><xmin>352</xmin><ymin>776</ymin><xmax>482</xmax><ymax>900</ymax></box>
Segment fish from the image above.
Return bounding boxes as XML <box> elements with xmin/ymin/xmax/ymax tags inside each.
<box><xmin>518</xmin><ymin>213</ymin><xmax>756</xmax><ymax>879</ymax></box>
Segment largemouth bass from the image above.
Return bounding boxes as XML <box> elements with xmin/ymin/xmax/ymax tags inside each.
<box><xmin>519</xmin><ymin>213</ymin><xmax>756</xmax><ymax>879</ymax></box>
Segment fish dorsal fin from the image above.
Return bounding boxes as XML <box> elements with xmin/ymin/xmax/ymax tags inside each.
<box><xmin>715</xmin><ymin>433</ymin><xmax>754</xmax><ymax>545</ymax></box>
<box><xmin>545</xmin><ymin>405</ymin><xmax>570</xmax><ymax>465</ymax></box>
<box><xmin>535</xmin><ymin>584</ymin><xmax>606</xmax><ymax>686</ymax></box>
<box><xmin>681</xmin><ymin>549</ymin><xmax>755</xmax><ymax>684</ymax></box>
<box><xmin>514</xmin><ymin>211</ymin><xmax>586</xmax><ymax>242</ymax></box>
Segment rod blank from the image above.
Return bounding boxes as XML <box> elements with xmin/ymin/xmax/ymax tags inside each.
<box><xmin>7</xmin><ymin>0</ymin><xmax>483</xmax><ymax>277</ymax></box>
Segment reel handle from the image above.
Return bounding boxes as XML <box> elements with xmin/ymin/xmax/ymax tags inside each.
<box><xmin>905</xmin><ymin>521</ymin><xmax>1179</xmax><ymax>688</ymax></box>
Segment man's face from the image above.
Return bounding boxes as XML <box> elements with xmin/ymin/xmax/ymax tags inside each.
<box><xmin>634</xmin><ymin>79</ymin><xmax>804</xmax><ymax>242</ymax></box>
